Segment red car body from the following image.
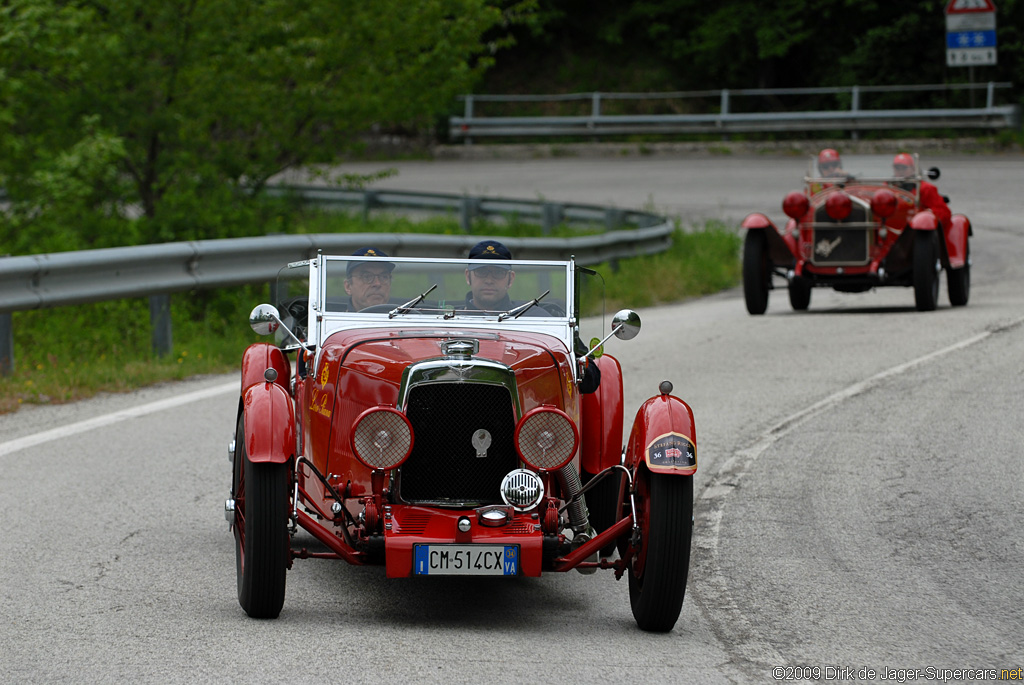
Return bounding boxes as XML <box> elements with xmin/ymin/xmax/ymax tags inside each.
<box><xmin>227</xmin><ymin>254</ymin><xmax>696</xmax><ymax>631</ymax></box>
<box><xmin>742</xmin><ymin>154</ymin><xmax>971</xmax><ymax>313</ymax></box>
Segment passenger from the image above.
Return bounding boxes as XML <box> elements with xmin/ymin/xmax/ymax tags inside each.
<box><xmin>892</xmin><ymin>153</ymin><xmax>952</xmax><ymax>230</ymax></box>
<box><xmin>463</xmin><ymin>239</ymin><xmax>600</xmax><ymax>393</ymax></box>
<box><xmin>344</xmin><ymin>247</ymin><xmax>395</xmax><ymax>311</ymax></box>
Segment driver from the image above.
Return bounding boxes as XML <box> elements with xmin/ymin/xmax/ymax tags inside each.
<box><xmin>817</xmin><ymin>148</ymin><xmax>847</xmax><ymax>178</ymax></box>
<box><xmin>344</xmin><ymin>247</ymin><xmax>395</xmax><ymax>311</ymax></box>
<box><xmin>463</xmin><ymin>239</ymin><xmax>529</xmax><ymax>313</ymax></box>
<box><xmin>893</xmin><ymin>153</ymin><xmax>951</xmax><ymax>231</ymax></box>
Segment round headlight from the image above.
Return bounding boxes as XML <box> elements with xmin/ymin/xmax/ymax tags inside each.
<box><xmin>501</xmin><ymin>469</ymin><xmax>545</xmax><ymax>511</ymax></box>
<box><xmin>782</xmin><ymin>190</ymin><xmax>809</xmax><ymax>220</ymax></box>
<box><xmin>825</xmin><ymin>191</ymin><xmax>853</xmax><ymax>220</ymax></box>
<box><xmin>351</xmin><ymin>408</ymin><xmax>413</xmax><ymax>470</ymax></box>
<box><xmin>514</xmin><ymin>407</ymin><xmax>579</xmax><ymax>471</ymax></box>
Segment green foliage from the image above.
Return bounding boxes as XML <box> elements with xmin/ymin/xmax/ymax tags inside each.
<box><xmin>0</xmin><ymin>0</ymin><xmax>531</xmax><ymax>252</ymax></box>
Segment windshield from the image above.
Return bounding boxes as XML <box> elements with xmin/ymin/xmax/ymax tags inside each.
<box><xmin>806</xmin><ymin>153</ymin><xmax>925</xmax><ymax>185</ymax></box>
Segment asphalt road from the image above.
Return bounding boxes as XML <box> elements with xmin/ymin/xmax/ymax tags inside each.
<box><xmin>2</xmin><ymin>152</ymin><xmax>1022</xmax><ymax>684</ymax></box>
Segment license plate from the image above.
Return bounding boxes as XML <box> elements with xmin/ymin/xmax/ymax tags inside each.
<box><xmin>413</xmin><ymin>544</ymin><xmax>519</xmax><ymax>576</ymax></box>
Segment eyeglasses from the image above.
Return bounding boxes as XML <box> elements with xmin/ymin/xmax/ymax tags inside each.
<box><xmin>352</xmin><ymin>271</ymin><xmax>392</xmax><ymax>284</ymax></box>
<box><xmin>472</xmin><ymin>267</ymin><xmax>511</xmax><ymax>280</ymax></box>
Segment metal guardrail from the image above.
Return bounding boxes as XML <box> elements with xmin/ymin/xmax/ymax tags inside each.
<box><xmin>450</xmin><ymin>82</ymin><xmax>1021</xmax><ymax>142</ymax></box>
<box><xmin>0</xmin><ymin>185</ymin><xmax>673</xmax><ymax>373</ymax></box>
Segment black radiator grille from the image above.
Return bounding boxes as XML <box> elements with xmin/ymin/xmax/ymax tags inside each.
<box><xmin>400</xmin><ymin>383</ymin><xmax>518</xmax><ymax>505</ymax></box>
<box><xmin>811</xmin><ymin>204</ymin><xmax>871</xmax><ymax>265</ymax></box>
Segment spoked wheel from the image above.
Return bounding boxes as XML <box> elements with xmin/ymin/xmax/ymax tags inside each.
<box><xmin>233</xmin><ymin>415</ymin><xmax>291</xmax><ymax>618</ymax></box>
<box><xmin>742</xmin><ymin>230</ymin><xmax>771</xmax><ymax>315</ymax></box>
<box><xmin>628</xmin><ymin>471</ymin><xmax>694</xmax><ymax>632</ymax></box>
<box><xmin>947</xmin><ymin>240</ymin><xmax>970</xmax><ymax>307</ymax></box>
<box><xmin>788</xmin><ymin>275</ymin><xmax>812</xmax><ymax>311</ymax></box>
<box><xmin>913</xmin><ymin>230</ymin><xmax>940</xmax><ymax>312</ymax></box>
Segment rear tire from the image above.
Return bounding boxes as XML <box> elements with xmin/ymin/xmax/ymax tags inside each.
<box><xmin>628</xmin><ymin>473</ymin><xmax>693</xmax><ymax>632</ymax></box>
<box><xmin>913</xmin><ymin>230</ymin><xmax>939</xmax><ymax>312</ymax></box>
<box><xmin>947</xmin><ymin>241</ymin><xmax>970</xmax><ymax>307</ymax></box>
<box><xmin>234</xmin><ymin>415</ymin><xmax>290</xmax><ymax>618</ymax></box>
<box><xmin>788</xmin><ymin>275</ymin><xmax>812</xmax><ymax>311</ymax></box>
<box><xmin>742</xmin><ymin>231</ymin><xmax>770</xmax><ymax>315</ymax></box>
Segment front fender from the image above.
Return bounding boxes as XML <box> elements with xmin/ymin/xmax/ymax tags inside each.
<box><xmin>580</xmin><ymin>355</ymin><xmax>624</xmax><ymax>475</ymax></box>
<box><xmin>241</xmin><ymin>343</ymin><xmax>290</xmax><ymax>394</ymax></box>
<box><xmin>909</xmin><ymin>210</ymin><xmax>938</xmax><ymax>231</ymax></box>
<box><xmin>945</xmin><ymin>214</ymin><xmax>971</xmax><ymax>268</ymax></box>
<box><xmin>742</xmin><ymin>212</ymin><xmax>798</xmax><ymax>266</ymax></box>
<box><xmin>624</xmin><ymin>392</ymin><xmax>696</xmax><ymax>476</ymax></box>
<box><xmin>242</xmin><ymin>381</ymin><xmax>296</xmax><ymax>464</ymax></box>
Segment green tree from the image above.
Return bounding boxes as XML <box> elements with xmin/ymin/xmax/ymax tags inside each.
<box><xmin>0</xmin><ymin>0</ymin><xmax>529</xmax><ymax>251</ymax></box>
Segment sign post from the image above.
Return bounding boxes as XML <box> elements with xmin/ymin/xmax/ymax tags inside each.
<box><xmin>945</xmin><ymin>0</ymin><xmax>997</xmax><ymax>67</ymax></box>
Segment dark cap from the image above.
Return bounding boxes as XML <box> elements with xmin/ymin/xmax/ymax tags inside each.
<box><xmin>467</xmin><ymin>239</ymin><xmax>512</xmax><ymax>270</ymax></box>
<box><xmin>346</xmin><ymin>247</ymin><xmax>395</xmax><ymax>277</ymax></box>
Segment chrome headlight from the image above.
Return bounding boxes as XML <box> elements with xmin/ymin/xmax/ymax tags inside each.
<box><xmin>501</xmin><ymin>469</ymin><xmax>545</xmax><ymax>511</ymax></box>
<box><xmin>351</xmin><ymin>408</ymin><xmax>414</xmax><ymax>470</ymax></box>
<box><xmin>514</xmin><ymin>407</ymin><xmax>579</xmax><ymax>471</ymax></box>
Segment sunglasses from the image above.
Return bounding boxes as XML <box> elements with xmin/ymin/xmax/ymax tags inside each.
<box><xmin>820</xmin><ymin>162</ymin><xmax>839</xmax><ymax>170</ymax></box>
<box><xmin>472</xmin><ymin>267</ymin><xmax>511</xmax><ymax>280</ymax></box>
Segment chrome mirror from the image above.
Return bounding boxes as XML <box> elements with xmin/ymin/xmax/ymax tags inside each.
<box><xmin>249</xmin><ymin>304</ymin><xmax>281</xmax><ymax>336</ymax></box>
<box><xmin>611</xmin><ymin>309</ymin><xmax>641</xmax><ymax>340</ymax></box>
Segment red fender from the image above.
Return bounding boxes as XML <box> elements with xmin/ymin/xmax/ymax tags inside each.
<box><xmin>945</xmin><ymin>214</ymin><xmax>971</xmax><ymax>269</ymax></box>
<box><xmin>742</xmin><ymin>212</ymin><xmax>798</xmax><ymax>265</ymax></box>
<box><xmin>242</xmin><ymin>381</ymin><xmax>296</xmax><ymax>464</ymax></box>
<box><xmin>241</xmin><ymin>343</ymin><xmax>290</xmax><ymax>394</ymax></box>
<box><xmin>580</xmin><ymin>355</ymin><xmax>624</xmax><ymax>475</ymax></box>
<box><xmin>625</xmin><ymin>392</ymin><xmax>696</xmax><ymax>476</ymax></box>
<box><xmin>909</xmin><ymin>210</ymin><xmax>938</xmax><ymax>231</ymax></box>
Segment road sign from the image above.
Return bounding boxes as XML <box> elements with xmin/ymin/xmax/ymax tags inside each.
<box><xmin>945</xmin><ymin>0</ymin><xmax>997</xmax><ymax>66</ymax></box>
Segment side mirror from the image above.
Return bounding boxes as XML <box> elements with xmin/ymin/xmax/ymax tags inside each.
<box><xmin>928</xmin><ymin>167</ymin><xmax>940</xmax><ymax>181</ymax></box>
<box><xmin>583</xmin><ymin>309</ymin><xmax>641</xmax><ymax>359</ymax></box>
<box><xmin>250</xmin><ymin>304</ymin><xmax>281</xmax><ymax>336</ymax></box>
<box><xmin>611</xmin><ymin>309</ymin><xmax>641</xmax><ymax>340</ymax></box>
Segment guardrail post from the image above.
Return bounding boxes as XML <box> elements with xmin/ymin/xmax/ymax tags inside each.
<box><xmin>986</xmin><ymin>81</ymin><xmax>995</xmax><ymax>109</ymax></box>
<box><xmin>459</xmin><ymin>197</ymin><xmax>480</xmax><ymax>233</ymax></box>
<box><xmin>605</xmin><ymin>208</ymin><xmax>625</xmax><ymax>230</ymax></box>
<box><xmin>542</xmin><ymin>203</ymin><xmax>563</xmax><ymax>235</ymax></box>
<box><xmin>851</xmin><ymin>85</ymin><xmax>860</xmax><ymax>140</ymax></box>
<box><xmin>362</xmin><ymin>190</ymin><xmax>378</xmax><ymax>222</ymax></box>
<box><xmin>464</xmin><ymin>96</ymin><xmax>474</xmax><ymax>146</ymax></box>
<box><xmin>719</xmin><ymin>89</ymin><xmax>730</xmax><ymax>141</ymax></box>
<box><xmin>0</xmin><ymin>312</ymin><xmax>13</xmax><ymax>375</ymax></box>
<box><xmin>149</xmin><ymin>294</ymin><xmax>172</xmax><ymax>357</ymax></box>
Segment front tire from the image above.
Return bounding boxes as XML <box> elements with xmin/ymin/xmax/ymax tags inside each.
<box><xmin>913</xmin><ymin>230</ymin><xmax>940</xmax><ymax>312</ymax></box>
<box><xmin>628</xmin><ymin>473</ymin><xmax>693</xmax><ymax>632</ymax></box>
<box><xmin>788</xmin><ymin>275</ymin><xmax>812</xmax><ymax>311</ymax></box>
<box><xmin>947</xmin><ymin>241</ymin><xmax>970</xmax><ymax>307</ymax></box>
<box><xmin>742</xmin><ymin>231</ymin><xmax>770</xmax><ymax>315</ymax></box>
<box><xmin>233</xmin><ymin>415</ymin><xmax>290</xmax><ymax>619</ymax></box>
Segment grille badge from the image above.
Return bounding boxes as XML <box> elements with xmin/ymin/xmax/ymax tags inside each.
<box><xmin>472</xmin><ymin>429</ymin><xmax>492</xmax><ymax>458</ymax></box>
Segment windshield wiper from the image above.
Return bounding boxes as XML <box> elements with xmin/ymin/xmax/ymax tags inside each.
<box><xmin>498</xmin><ymin>290</ymin><xmax>550</xmax><ymax>321</ymax></box>
<box><xmin>389</xmin><ymin>284</ymin><xmax>438</xmax><ymax>318</ymax></box>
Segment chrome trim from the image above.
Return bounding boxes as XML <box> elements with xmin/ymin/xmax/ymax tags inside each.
<box><xmin>397</xmin><ymin>358</ymin><xmax>522</xmax><ymax>417</ymax></box>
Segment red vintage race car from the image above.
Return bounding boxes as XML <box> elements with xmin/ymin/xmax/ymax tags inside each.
<box><xmin>225</xmin><ymin>252</ymin><xmax>697</xmax><ymax>631</ymax></box>
<box><xmin>741</xmin><ymin>153</ymin><xmax>972</xmax><ymax>314</ymax></box>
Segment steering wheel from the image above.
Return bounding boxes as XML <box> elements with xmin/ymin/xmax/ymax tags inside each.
<box><xmin>358</xmin><ymin>304</ymin><xmax>395</xmax><ymax>313</ymax></box>
<box><xmin>539</xmin><ymin>301</ymin><xmax>567</xmax><ymax>316</ymax></box>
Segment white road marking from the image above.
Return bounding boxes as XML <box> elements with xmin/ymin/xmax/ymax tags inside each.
<box><xmin>0</xmin><ymin>380</ymin><xmax>237</xmax><ymax>458</ymax></box>
<box><xmin>694</xmin><ymin>317</ymin><xmax>1023</xmax><ymax>666</ymax></box>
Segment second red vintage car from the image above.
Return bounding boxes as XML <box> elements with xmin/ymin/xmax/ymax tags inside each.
<box><xmin>225</xmin><ymin>252</ymin><xmax>697</xmax><ymax>631</ymax></box>
<box><xmin>742</xmin><ymin>153</ymin><xmax>972</xmax><ymax>314</ymax></box>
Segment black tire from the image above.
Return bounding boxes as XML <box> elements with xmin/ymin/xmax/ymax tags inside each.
<box><xmin>233</xmin><ymin>415</ymin><xmax>290</xmax><ymax>619</ymax></box>
<box><xmin>788</xmin><ymin>275</ymin><xmax>812</xmax><ymax>311</ymax></box>
<box><xmin>947</xmin><ymin>241</ymin><xmax>970</xmax><ymax>307</ymax></box>
<box><xmin>583</xmin><ymin>470</ymin><xmax>623</xmax><ymax>558</ymax></box>
<box><xmin>913</xmin><ymin>230</ymin><xmax>940</xmax><ymax>312</ymax></box>
<box><xmin>628</xmin><ymin>473</ymin><xmax>693</xmax><ymax>632</ymax></box>
<box><xmin>742</xmin><ymin>231</ymin><xmax>770</xmax><ymax>315</ymax></box>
